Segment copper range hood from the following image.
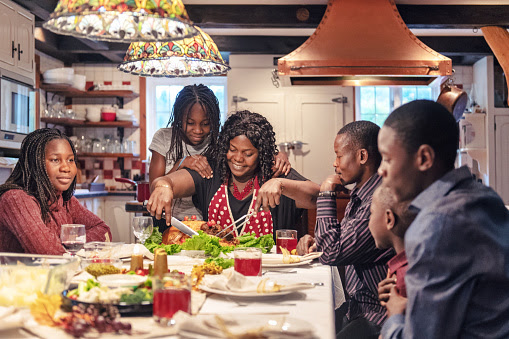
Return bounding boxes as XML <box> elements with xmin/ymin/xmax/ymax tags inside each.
<box><xmin>278</xmin><ymin>0</ymin><xmax>452</xmax><ymax>86</ymax></box>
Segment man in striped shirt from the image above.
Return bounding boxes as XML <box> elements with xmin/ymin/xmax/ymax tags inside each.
<box><xmin>297</xmin><ymin>121</ymin><xmax>394</xmax><ymax>338</ymax></box>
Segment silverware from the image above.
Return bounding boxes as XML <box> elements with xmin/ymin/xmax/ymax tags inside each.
<box><xmin>216</xmin><ymin>210</ymin><xmax>256</xmax><ymax>239</ymax></box>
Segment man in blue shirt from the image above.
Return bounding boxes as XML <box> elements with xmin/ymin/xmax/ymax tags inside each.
<box><xmin>377</xmin><ymin>100</ymin><xmax>509</xmax><ymax>338</ymax></box>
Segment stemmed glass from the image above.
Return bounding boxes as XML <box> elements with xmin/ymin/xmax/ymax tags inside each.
<box><xmin>132</xmin><ymin>217</ymin><xmax>154</xmax><ymax>244</ymax></box>
<box><xmin>61</xmin><ymin>224</ymin><xmax>86</xmax><ymax>256</ymax></box>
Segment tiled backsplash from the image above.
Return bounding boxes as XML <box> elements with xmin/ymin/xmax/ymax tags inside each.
<box><xmin>78</xmin><ymin>157</ymin><xmax>144</xmax><ymax>190</ymax></box>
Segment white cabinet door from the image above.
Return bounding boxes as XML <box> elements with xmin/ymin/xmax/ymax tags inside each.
<box><xmin>495</xmin><ymin>115</ymin><xmax>509</xmax><ymax>204</ymax></box>
<box><xmin>233</xmin><ymin>92</ymin><xmax>345</xmax><ymax>184</ymax></box>
<box><xmin>15</xmin><ymin>11</ymin><xmax>33</xmax><ymax>75</ymax></box>
<box><xmin>78</xmin><ymin>197</ymin><xmax>104</xmax><ymax>220</ymax></box>
<box><xmin>0</xmin><ymin>1</ymin><xmax>15</xmax><ymax>68</ymax></box>
<box><xmin>92</xmin><ymin>197</ymin><xmax>104</xmax><ymax>220</ymax></box>
<box><xmin>233</xmin><ymin>93</ymin><xmax>287</xmax><ymax>146</ymax></box>
<box><xmin>104</xmin><ymin>196</ymin><xmax>136</xmax><ymax>244</ymax></box>
<box><xmin>291</xmin><ymin>94</ymin><xmax>345</xmax><ymax>184</ymax></box>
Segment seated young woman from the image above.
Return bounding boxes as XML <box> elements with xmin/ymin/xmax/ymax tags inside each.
<box><xmin>0</xmin><ymin>128</ymin><xmax>112</xmax><ymax>255</ymax></box>
<box><xmin>147</xmin><ymin>110</ymin><xmax>320</xmax><ymax>238</ymax></box>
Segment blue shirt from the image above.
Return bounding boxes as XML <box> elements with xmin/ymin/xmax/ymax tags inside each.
<box><xmin>382</xmin><ymin>166</ymin><xmax>509</xmax><ymax>339</ymax></box>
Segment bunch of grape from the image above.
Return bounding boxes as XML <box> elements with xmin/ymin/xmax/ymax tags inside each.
<box><xmin>60</xmin><ymin>304</ymin><xmax>132</xmax><ymax>337</ymax></box>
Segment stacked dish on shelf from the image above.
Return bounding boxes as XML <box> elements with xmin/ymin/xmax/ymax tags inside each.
<box><xmin>42</xmin><ymin>68</ymin><xmax>74</xmax><ymax>85</ymax></box>
<box><xmin>42</xmin><ymin>68</ymin><xmax>87</xmax><ymax>91</ymax></box>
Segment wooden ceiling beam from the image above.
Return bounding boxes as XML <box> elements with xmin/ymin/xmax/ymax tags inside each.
<box><xmin>57</xmin><ymin>36</ymin><xmax>492</xmax><ymax>57</ymax></box>
<box><xmin>185</xmin><ymin>5</ymin><xmax>509</xmax><ymax>29</ymax></box>
<box><xmin>27</xmin><ymin>4</ymin><xmax>509</xmax><ymax>29</ymax></box>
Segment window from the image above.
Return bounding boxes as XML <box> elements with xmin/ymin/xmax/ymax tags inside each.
<box><xmin>356</xmin><ymin>86</ymin><xmax>435</xmax><ymax>126</ymax></box>
<box><xmin>146</xmin><ymin>77</ymin><xmax>227</xmax><ymax>156</ymax></box>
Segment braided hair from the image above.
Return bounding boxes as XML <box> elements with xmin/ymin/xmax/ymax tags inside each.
<box><xmin>0</xmin><ymin>128</ymin><xmax>77</xmax><ymax>222</ymax></box>
<box><xmin>166</xmin><ymin>84</ymin><xmax>220</xmax><ymax>163</ymax></box>
<box><xmin>213</xmin><ymin>110</ymin><xmax>278</xmax><ymax>186</ymax></box>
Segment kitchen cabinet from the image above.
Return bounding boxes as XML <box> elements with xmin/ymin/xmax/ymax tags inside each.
<box><xmin>79</xmin><ymin>197</ymin><xmax>105</xmax><ymax>220</ymax></box>
<box><xmin>103</xmin><ymin>196</ymin><xmax>135</xmax><ymax>244</ymax></box>
<box><xmin>0</xmin><ymin>0</ymin><xmax>34</xmax><ymax>85</ymax></box>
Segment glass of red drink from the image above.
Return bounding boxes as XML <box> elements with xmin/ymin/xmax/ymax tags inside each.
<box><xmin>276</xmin><ymin>229</ymin><xmax>298</xmax><ymax>254</ymax></box>
<box><xmin>153</xmin><ymin>272</ymin><xmax>191</xmax><ymax>326</ymax></box>
<box><xmin>234</xmin><ymin>247</ymin><xmax>262</xmax><ymax>276</ymax></box>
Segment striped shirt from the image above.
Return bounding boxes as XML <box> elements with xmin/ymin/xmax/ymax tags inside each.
<box><xmin>315</xmin><ymin>173</ymin><xmax>394</xmax><ymax>326</ymax></box>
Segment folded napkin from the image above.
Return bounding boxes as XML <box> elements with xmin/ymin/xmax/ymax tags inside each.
<box><xmin>77</xmin><ymin>244</ymin><xmax>154</xmax><ymax>260</ymax></box>
<box><xmin>262</xmin><ymin>252</ymin><xmax>323</xmax><ymax>265</ymax></box>
<box><xmin>0</xmin><ymin>307</ymin><xmax>23</xmax><ymax>332</ymax></box>
<box><xmin>201</xmin><ymin>269</ymin><xmax>314</xmax><ymax>294</ymax></box>
<box><xmin>175</xmin><ymin>311</ymin><xmax>315</xmax><ymax>339</ymax></box>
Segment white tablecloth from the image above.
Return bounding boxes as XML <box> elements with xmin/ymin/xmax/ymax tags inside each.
<box><xmin>200</xmin><ymin>262</ymin><xmax>337</xmax><ymax>339</ymax></box>
<box><xmin>4</xmin><ymin>257</ymin><xmax>341</xmax><ymax>339</ymax></box>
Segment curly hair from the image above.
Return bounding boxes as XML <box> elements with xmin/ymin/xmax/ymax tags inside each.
<box><xmin>213</xmin><ymin>110</ymin><xmax>278</xmax><ymax>186</ymax></box>
<box><xmin>0</xmin><ymin>128</ymin><xmax>77</xmax><ymax>222</ymax></box>
<box><xmin>166</xmin><ymin>84</ymin><xmax>220</xmax><ymax>162</ymax></box>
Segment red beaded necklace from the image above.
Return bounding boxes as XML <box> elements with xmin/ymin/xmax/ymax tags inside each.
<box><xmin>232</xmin><ymin>178</ymin><xmax>254</xmax><ymax>200</ymax></box>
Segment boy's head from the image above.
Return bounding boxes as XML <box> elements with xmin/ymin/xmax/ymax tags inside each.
<box><xmin>378</xmin><ymin>100</ymin><xmax>459</xmax><ymax>202</ymax></box>
<box><xmin>368</xmin><ymin>185</ymin><xmax>415</xmax><ymax>250</ymax></box>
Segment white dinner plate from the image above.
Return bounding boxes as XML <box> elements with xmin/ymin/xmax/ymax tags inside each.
<box><xmin>262</xmin><ymin>259</ymin><xmax>313</xmax><ymax>268</ymax></box>
<box><xmin>199</xmin><ymin>285</ymin><xmax>302</xmax><ymax>299</ymax></box>
<box><xmin>97</xmin><ymin>274</ymin><xmax>147</xmax><ymax>287</ymax></box>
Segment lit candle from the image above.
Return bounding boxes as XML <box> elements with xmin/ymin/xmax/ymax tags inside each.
<box><xmin>130</xmin><ymin>244</ymin><xmax>143</xmax><ymax>272</ymax></box>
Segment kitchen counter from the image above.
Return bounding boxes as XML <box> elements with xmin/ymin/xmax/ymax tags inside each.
<box><xmin>74</xmin><ymin>189</ymin><xmax>136</xmax><ymax>199</ymax></box>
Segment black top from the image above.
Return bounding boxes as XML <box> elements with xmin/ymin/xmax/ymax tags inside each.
<box><xmin>187</xmin><ymin>168</ymin><xmax>308</xmax><ymax>235</ymax></box>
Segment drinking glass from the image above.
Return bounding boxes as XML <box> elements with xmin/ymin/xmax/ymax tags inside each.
<box><xmin>153</xmin><ymin>272</ymin><xmax>192</xmax><ymax>326</ymax></box>
<box><xmin>276</xmin><ymin>229</ymin><xmax>298</xmax><ymax>254</ymax></box>
<box><xmin>234</xmin><ymin>247</ymin><xmax>262</xmax><ymax>276</ymax></box>
<box><xmin>61</xmin><ymin>224</ymin><xmax>86</xmax><ymax>256</ymax></box>
<box><xmin>132</xmin><ymin>216</ymin><xmax>153</xmax><ymax>244</ymax></box>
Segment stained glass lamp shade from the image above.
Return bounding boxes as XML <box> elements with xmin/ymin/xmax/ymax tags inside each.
<box><xmin>118</xmin><ymin>27</ymin><xmax>231</xmax><ymax>77</ymax></box>
<box><xmin>43</xmin><ymin>0</ymin><xmax>197</xmax><ymax>42</ymax></box>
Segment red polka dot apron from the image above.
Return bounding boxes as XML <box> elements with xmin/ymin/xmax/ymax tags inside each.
<box><xmin>208</xmin><ymin>177</ymin><xmax>273</xmax><ymax>237</ymax></box>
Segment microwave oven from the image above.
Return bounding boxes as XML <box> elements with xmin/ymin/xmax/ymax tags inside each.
<box><xmin>0</xmin><ymin>76</ymin><xmax>36</xmax><ymax>149</ymax></box>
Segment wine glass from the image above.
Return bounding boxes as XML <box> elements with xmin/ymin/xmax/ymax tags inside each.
<box><xmin>61</xmin><ymin>224</ymin><xmax>86</xmax><ymax>256</ymax></box>
<box><xmin>132</xmin><ymin>217</ymin><xmax>153</xmax><ymax>244</ymax></box>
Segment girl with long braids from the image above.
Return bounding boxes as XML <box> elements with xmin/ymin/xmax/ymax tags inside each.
<box><xmin>148</xmin><ymin>110</ymin><xmax>319</xmax><ymax>238</ymax></box>
<box><xmin>149</xmin><ymin>84</ymin><xmax>291</xmax><ymax>225</ymax></box>
<box><xmin>0</xmin><ymin>128</ymin><xmax>111</xmax><ymax>254</ymax></box>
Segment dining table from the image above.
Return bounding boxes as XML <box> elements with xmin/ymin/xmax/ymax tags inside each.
<box><xmin>1</xmin><ymin>252</ymin><xmax>343</xmax><ymax>339</ymax></box>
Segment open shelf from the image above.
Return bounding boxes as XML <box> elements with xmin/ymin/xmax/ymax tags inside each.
<box><xmin>39</xmin><ymin>83</ymin><xmax>138</xmax><ymax>99</ymax></box>
<box><xmin>78</xmin><ymin>153</ymin><xmax>140</xmax><ymax>158</ymax></box>
<box><xmin>41</xmin><ymin>117</ymin><xmax>139</xmax><ymax>128</ymax></box>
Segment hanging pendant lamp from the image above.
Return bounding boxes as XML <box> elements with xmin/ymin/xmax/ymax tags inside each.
<box><xmin>118</xmin><ymin>27</ymin><xmax>230</xmax><ymax>77</ymax></box>
<box><xmin>43</xmin><ymin>0</ymin><xmax>197</xmax><ymax>42</ymax></box>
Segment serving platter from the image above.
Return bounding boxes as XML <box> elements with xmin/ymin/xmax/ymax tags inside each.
<box><xmin>61</xmin><ymin>290</ymin><xmax>152</xmax><ymax>316</ymax></box>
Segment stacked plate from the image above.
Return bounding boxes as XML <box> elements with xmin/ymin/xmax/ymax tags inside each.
<box><xmin>116</xmin><ymin>109</ymin><xmax>137</xmax><ymax>123</ymax></box>
<box><xmin>42</xmin><ymin>68</ymin><xmax>74</xmax><ymax>85</ymax></box>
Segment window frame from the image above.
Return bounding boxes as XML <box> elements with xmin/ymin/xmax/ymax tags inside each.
<box><xmin>145</xmin><ymin>77</ymin><xmax>228</xmax><ymax>156</ymax></box>
<box><xmin>354</xmin><ymin>84</ymin><xmax>441</xmax><ymax>124</ymax></box>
